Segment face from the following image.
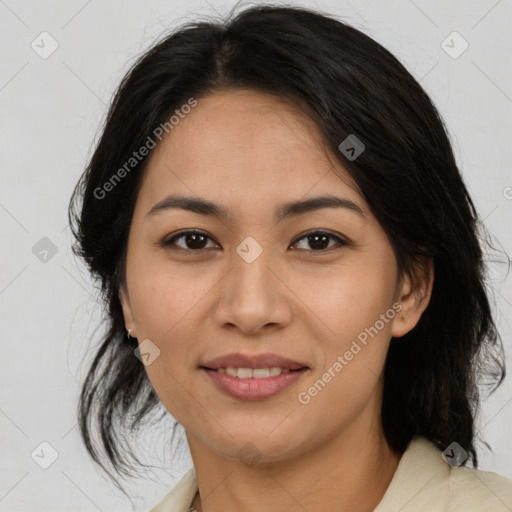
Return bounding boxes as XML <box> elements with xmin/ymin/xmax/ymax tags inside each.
<box><xmin>119</xmin><ymin>89</ymin><xmax>430</xmax><ymax>463</ymax></box>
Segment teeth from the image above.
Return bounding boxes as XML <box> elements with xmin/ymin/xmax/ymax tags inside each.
<box><xmin>253</xmin><ymin>368</ymin><xmax>270</xmax><ymax>378</ymax></box>
<box><xmin>237</xmin><ymin>367</ymin><xmax>253</xmax><ymax>379</ymax></box>
<box><xmin>226</xmin><ymin>367</ymin><xmax>237</xmax><ymax>377</ymax></box>
<box><xmin>219</xmin><ymin>367</ymin><xmax>292</xmax><ymax>378</ymax></box>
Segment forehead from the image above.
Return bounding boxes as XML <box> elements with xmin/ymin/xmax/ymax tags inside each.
<box><xmin>137</xmin><ymin>89</ymin><xmax>363</xmax><ymax>214</ymax></box>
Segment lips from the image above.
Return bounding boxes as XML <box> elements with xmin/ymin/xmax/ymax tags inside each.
<box><xmin>199</xmin><ymin>353</ymin><xmax>310</xmax><ymax>400</ymax></box>
<box><xmin>200</xmin><ymin>352</ymin><xmax>309</xmax><ymax>370</ymax></box>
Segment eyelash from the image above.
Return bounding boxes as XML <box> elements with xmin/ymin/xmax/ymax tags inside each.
<box><xmin>160</xmin><ymin>229</ymin><xmax>349</xmax><ymax>254</ymax></box>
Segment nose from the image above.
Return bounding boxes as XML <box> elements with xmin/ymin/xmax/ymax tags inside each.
<box><xmin>213</xmin><ymin>244</ymin><xmax>293</xmax><ymax>335</ymax></box>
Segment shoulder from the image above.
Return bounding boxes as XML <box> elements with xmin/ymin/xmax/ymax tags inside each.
<box><xmin>447</xmin><ymin>464</ymin><xmax>512</xmax><ymax>511</ymax></box>
<box><xmin>374</xmin><ymin>436</ymin><xmax>512</xmax><ymax>512</ymax></box>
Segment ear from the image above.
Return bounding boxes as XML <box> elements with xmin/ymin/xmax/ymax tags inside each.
<box><xmin>119</xmin><ymin>286</ymin><xmax>136</xmax><ymax>337</ymax></box>
<box><xmin>391</xmin><ymin>257</ymin><xmax>434</xmax><ymax>338</ymax></box>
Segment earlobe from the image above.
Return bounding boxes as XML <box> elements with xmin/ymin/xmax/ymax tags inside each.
<box><xmin>391</xmin><ymin>258</ymin><xmax>434</xmax><ymax>338</ymax></box>
<box><xmin>118</xmin><ymin>286</ymin><xmax>135</xmax><ymax>335</ymax></box>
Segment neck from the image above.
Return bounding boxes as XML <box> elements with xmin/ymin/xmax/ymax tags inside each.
<box><xmin>187</xmin><ymin>409</ymin><xmax>402</xmax><ymax>512</ymax></box>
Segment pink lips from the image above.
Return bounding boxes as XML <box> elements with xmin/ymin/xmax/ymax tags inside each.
<box><xmin>200</xmin><ymin>352</ymin><xmax>309</xmax><ymax>401</ymax></box>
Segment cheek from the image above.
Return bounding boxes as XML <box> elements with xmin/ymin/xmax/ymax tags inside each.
<box><xmin>295</xmin><ymin>261</ymin><xmax>396</xmax><ymax>416</ymax></box>
<box><xmin>296</xmin><ymin>304</ymin><xmax>392</xmax><ymax>435</ymax></box>
<box><xmin>295</xmin><ymin>261</ymin><xmax>395</xmax><ymax>343</ymax></box>
<box><xmin>127</xmin><ymin>257</ymin><xmax>211</xmax><ymax>340</ymax></box>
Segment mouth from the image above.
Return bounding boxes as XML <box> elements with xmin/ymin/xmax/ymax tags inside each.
<box><xmin>199</xmin><ymin>353</ymin><xmax>310</xmax><ymax>400</ymax></box>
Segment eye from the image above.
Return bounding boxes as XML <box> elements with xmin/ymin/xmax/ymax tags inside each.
<box><xmin>161</xmin><ymin>230</ymin><xmax>219</xmax><ymax>251</ymax></box>
<box><xmin>161</xmin><ymin>229</ymin><xmax>348</xmax><ymax>253</ymax></box>
<box><xmin>290</xmin><ymin>230</ymin><xmax>348</xmax><ymax>252</ymax></box>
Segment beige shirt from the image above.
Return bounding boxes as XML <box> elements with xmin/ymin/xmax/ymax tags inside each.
<box><xmin>148</xmin><ymin>436</ymin><xmax>512</xmax><ymax>511</ymax></box>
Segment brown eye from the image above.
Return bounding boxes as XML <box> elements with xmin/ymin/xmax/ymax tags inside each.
<box><xmin>161</xmin><ymin>230</ymin><xmax>218</xmax><ymax>251</ymax></box>
<box><xmin>290</xmin><ymin>231</ymin><xmax>348</xmax><ymax>252</ymax></box>
<box><xmin>160</xmin><ymin>229</ymin><xmax>348</xmax><ymax>253</ymax></box>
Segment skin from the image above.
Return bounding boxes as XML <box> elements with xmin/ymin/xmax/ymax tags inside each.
<box><xmin>119</xmin><ymin>89</ymin><xmax>434</xmax><ymax>512</ymax></box>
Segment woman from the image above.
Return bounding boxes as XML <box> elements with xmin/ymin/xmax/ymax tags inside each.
<box><xmin>68</xmin><ymin>4</ymin><xmax>512</xmax><ymax>511</ymax></box>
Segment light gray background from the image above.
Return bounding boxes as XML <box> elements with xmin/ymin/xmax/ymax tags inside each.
<box><xmin>1</xmin><ymin>0</ymin><xmax>511</xmax><ymax>510</ymax></box>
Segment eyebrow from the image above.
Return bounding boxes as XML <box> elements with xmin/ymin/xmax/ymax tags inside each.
<box><xmin>145</xmin><ymin>194</ymin><xmax>365</xmax><ymax>221</ymax></box>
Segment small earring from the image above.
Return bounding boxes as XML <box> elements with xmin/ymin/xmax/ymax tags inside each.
<box><xmin>127</xmin><ymin>328</ymin><xmax>133</xmax><ymax>340</ymax></box>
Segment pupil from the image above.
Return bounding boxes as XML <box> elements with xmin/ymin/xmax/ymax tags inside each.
<box><xmin>309</xmin><ymin>234</ymin><xmax>329</xmax><ymax>250</ymax></box>
<box><xmin>187</xmin><ymin>233</ymin><xmax>207</xmax><ymax>249</ymax></box>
